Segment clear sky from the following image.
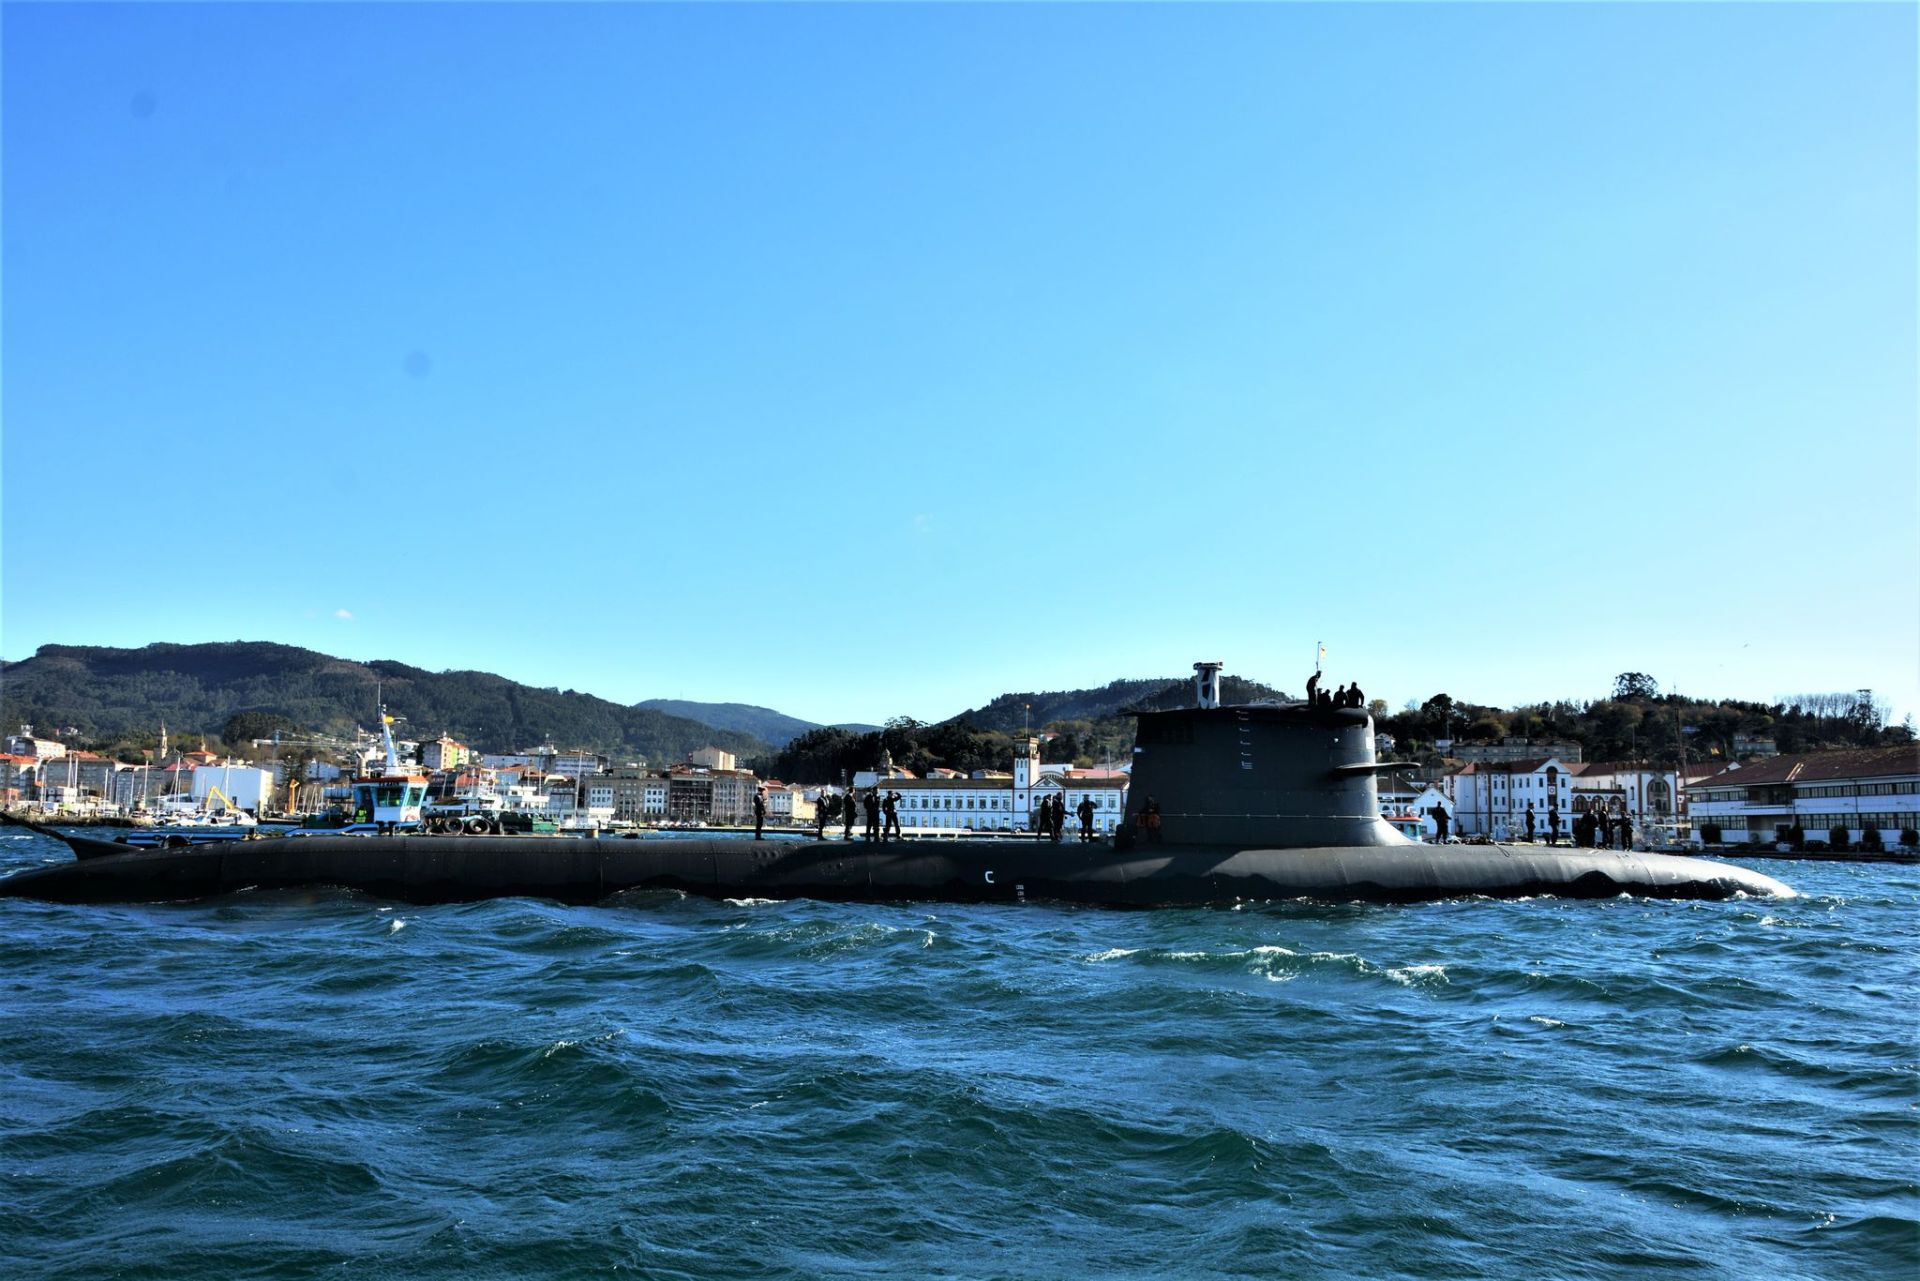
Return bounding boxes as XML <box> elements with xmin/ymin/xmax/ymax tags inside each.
<box><xmin>4</xmin><ymin>3</ymin><xmax>1915</xmax><ymax>729</ymax></box>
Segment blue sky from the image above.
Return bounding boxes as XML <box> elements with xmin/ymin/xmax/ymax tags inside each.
<box><xmin>5</xmin><ymin>3</ymin><xmax>1915</xmax><ymax>729</ymax></box>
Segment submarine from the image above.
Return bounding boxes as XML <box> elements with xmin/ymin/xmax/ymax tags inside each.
<box><xmin>0</xmin><ymin>663</ymin><xmax>1792</xmax><ymax>907</ymax></box>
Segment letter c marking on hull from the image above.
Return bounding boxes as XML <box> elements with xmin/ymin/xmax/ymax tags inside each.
<box><xmin>984</xmin><ymin>870</ymin><xmax>995</xmax><ymax>884</ymax></box>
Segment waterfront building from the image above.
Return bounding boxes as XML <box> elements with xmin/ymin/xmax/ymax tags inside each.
<box><xmin>709</xmin><ymin>770</ymin><xmax>758</xmax><ymax>825</ymax></box>
<box><xmin>1445</xmin><ymin>758</ymin><xmax>1575</xmax><ymax>839</ymax></box>
<box><xmin>190</xmin><ymin>765</ymin><xmax>275</xmax><ymax>812</ymax></box>
<box><xmin>761</xmin><ymin>781</ymin><xmax>796</xmax><ymax>825</ymax></box>
<box><xmin>1685</xmin><ymin>747</ymin><xmax>1920</xmax><ymax>847</ymax></box>
<box><xmin>886</xmin><ymin>739</ymin><xmax>1129</xmax><ymax>833</ymax></box>
<box><xmin>0</xmin><ymin>753</ymin><xmax>41</xmax><ymax>805</ymax></box>
<box><xmin>33</xmin><ymin>752</ymin><xmax>114</xmax><ymax>803</ymax></box>
<box><xmin>667</xmin><ymin>768</ymin><xmax>714</xmax><ymax>823</ymax></box>
<box><xmin>580</xmin><ymin>778</ymin><xmax>617</xmax><ymax>824</ymax></box>
<box><xmin>1571</xmin><ymin>762</ymin><xmax>1682</xmax><ymax>822</ymax></box>
<box><xmin>108</xmin><ymin>765</ymin><xmax>160</xmax><ymax>808</ymax></box>
<box><xmin>600</xmin><ymin>768</ymin><xmax>669</xmax><ymax>823</ymax></box>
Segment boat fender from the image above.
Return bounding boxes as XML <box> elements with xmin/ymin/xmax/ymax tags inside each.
<box><xmin>464</xmin><ymin>817</ymin><xmax>489</xmax><ymax>836</ymax></box>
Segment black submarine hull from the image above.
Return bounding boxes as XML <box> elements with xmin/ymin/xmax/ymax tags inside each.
<box><xmin>0</xmin><ymin>832</ymin><xmax>1794</xmax><ymax>906</ymax></box>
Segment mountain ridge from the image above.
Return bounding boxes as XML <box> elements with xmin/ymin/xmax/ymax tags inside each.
<box><xmin>632</xmin><ymin>699</ymin><xmax>877</xmax><ymax>747</ymax></box>
<box><xmin>1</xmin><ymin>642</ymin><xmax>767</xmax><ymax>763</ymax></box>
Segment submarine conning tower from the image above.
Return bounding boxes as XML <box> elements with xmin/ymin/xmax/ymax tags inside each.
<box><xmin>1123</xmin><ymin>665</ymin><xmax>1411</xmax><ymax>849</ymax></box>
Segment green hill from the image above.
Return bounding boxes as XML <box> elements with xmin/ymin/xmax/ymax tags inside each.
<box><xmin>633</xmin><ymin>699</ymin><xmax>875</xmax><ymax>746</ymax></box>
<box><xmin>1</xmin><ymin>642</ymin><xmax>767</xmax><ymax>763</ymax></box>
<box><xmin>944</xmin><ymin>674</ymin><xmax>1292</xmax><ymax>732</ymax></box>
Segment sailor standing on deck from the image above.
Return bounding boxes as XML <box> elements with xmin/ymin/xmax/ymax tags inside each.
<box><xmin>882</xmin><ymin>790</ymin><xmax>901</xmax><ymax>842</ymax></box>
<box><xmin>753</xmin><ymin>789</ymin><xmax>766</xmax><ymax>840</ymax></box>
<box><xmin>843</xmin><ymin>790</ymin><xmax>858</xmax><ymax>841</ymax></box>
<box><xmin>1076</xmin><ymin>796</ymin><xmax>1096</xmax><ymax>842</ymax></box>
<box><xmin>863</xmin><ymin>787</ymin><xmax>881</xmax><ymax>842</ymax></box>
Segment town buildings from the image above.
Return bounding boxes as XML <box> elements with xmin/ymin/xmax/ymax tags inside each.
<box><xmin>882</xmin><ymin>738</ymin><xmax>1129</xmax><ymax>833</ymax></box>
<box><xmin>1443</xmin><ymin>758</ymin><xmax>1576</xmax><ymax>839</ymax></box>
<box><xmin>420</xmin><ymin>736</ymin><xmax>471</xmax><ymax>771</ymax></box>
<box><xmin>1685</xmin><ymin>747</ymin><xmax>1920</xmax><ymax>847</ymax></box>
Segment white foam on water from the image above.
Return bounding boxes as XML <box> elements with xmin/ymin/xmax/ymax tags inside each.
<box><xmin>724</xmin><ymin>897</ymin><xmax>779</xmax><ymax>907</ymax></box>
<box><xmin>386</xmin><ymin>918</ymin><xmax>406</xmax><ymax>934</ymax></box>
<box><xmin>1083</xmin><ymin>948</ymin><xmax>1138</xmax><ymax>963</ymax></box>
<box><xmin>1386</xmin><ymin>964</ymin><xmax>1449</xmax><ymax>986</ymax></box>
<box><xmin>1526</xmin><ymin>1015</ymin><xmax>1566</xmax><ymax>1029</ymax></box>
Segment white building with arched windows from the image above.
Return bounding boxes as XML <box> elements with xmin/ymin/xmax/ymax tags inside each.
<box><xmin>885</xmin><ymin>737</ymin><xmax>1130</xmax><ymax>834</ymax></box>
<box><xmin>1444</xmin><ymin>757</ymin><xmax>1574</xmax><ymax>839</ymax></box>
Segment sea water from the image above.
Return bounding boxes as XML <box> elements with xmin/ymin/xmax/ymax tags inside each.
<box><xmin>1</xmin><ymin>829</ymin><xmax>1914</xmax><ymax>1280</ymax></box>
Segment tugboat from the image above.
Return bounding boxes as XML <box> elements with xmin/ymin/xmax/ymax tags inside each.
<box><xmin>0</xmin><ymin>663</ymin><xmax>1793</xmax><ymax>906</ymax></box>
<box><xmin>289</xmin><ymin>711</ymin><xmax>429</xmax><ymax>836</ymax></box>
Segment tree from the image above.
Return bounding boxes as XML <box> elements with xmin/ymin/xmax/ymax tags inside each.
<box><xmin>1845</xmin><ymin>690</ymin><xmax>1889</xmax><ymax>746</ymax></box>
<box><xmin>1613</xmin><ymin>672</ymin><xmax>1659</xmax><ymax>701</ymax></box>
<box><xmin>223</xmin><ymin>709</ymin><xmax>299</xmax><ymax>746</ymax></box>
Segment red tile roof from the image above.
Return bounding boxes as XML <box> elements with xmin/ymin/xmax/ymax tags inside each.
<box><xmin>1687</xmin><ymin>746</ymin><xmax>1920</xmax><ymax>789</ymax></box>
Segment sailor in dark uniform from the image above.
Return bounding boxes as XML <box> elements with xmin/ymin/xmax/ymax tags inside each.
<box><xmin>753</xmin><ymin>789</ymin><xmax>766</xmax><ymax>840</ymax></box>
<box><xmin>1076</xmin><ymin>796</ymin><xmax>1096</xmax><ymax>842</ymax></box>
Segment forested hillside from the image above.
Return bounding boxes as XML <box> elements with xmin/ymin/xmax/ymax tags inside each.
<box><xmin>1</xmin><ymin>643</ymin><xmax>765</xmax><ymax>763</ymax></box>
<box><xmin>633</xmin><ymin>700</ymin><xmax>880</xmax><ymax>746</ymax></box>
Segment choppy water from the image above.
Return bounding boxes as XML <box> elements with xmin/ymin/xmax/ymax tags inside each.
<box><xmin>1</xmin><ymin>830</ymin><xmax>1914</xmax><ymax>1280</ymax></box>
